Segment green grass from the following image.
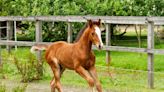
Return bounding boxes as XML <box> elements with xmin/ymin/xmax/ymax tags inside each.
<box><xmin>0</xmin><ymin>33</ymin><xmax>164</xmax><ymax>92</ymax></box>
<box><xmin>95</xmin><ymin>51</ymin><xmax>164</xmax><ymax>72</ymax></box>
<box><xmin>42</xmin><ymin>68</ymin><xmax>164</xmax><ymax>92</ymax></box>
<box><xmin>0</xmin><ymin>82</ymin><xmax>6</xmax><ymax>92</ymax></box>
<box><xmin>111</xmin><ymin>30</ymin><xmax>164</xmax><ymax>49</ymax></box>
<box><xmin>0</xmin><ymin>47</ymin><xmax>164</xmax><ymax>91</ymax></box>
<box><xmin>1</xmin><ymin>46</ymin><xmax>164</xmax><ymax>73</ymax></box>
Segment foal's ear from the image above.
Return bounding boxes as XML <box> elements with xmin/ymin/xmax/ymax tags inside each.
<box><xmin>87</xmin><ymin>19</ymin><xmax>93</xmax><ymax>27</ymax></box>
<box><xmin>97</xmin><ymin>19</ymin><xmax>101</xmax><ymax>25</ymax></box>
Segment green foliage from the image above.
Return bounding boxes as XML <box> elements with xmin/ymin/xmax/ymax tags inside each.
<box><xmin>13</xmin><ymin>54</ymin><xmax>41</xmax><ymax>82</ymax></box>
<box><xmin>1</xmin><ymin>0</ymin><xmax>164</xmax><ymax>41</ymax></box>
<box><xmin>17</xmin><ymin>34</ymin><xmax>34</xmax><ymax>41</ymax></box>
<box><xmin>0</xmin><ymin>64</ymin><xmax>5</xmax><ymax>79</ymax></box>
<box><xmin>0</xmin><ymin>83</ymin><xmax>6</xmax><ymax>92</ymax></box>
<box><xmin>12</xmin><ymin>84</ymin><xmax>27</xmax><ymax>92</ymax></box>
<box><xmin>42</xmin><ymin>22</ymin><xmax>67</xmax><ymax>42</ymax></box>
<box><xmin>3</xmin><ymin>0</ymin><xmax>163</xmax><ymax>16</ymax></box>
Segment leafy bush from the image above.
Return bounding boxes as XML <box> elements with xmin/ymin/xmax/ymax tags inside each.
<box><xmin>42</xmin><ymin>22</ymin><xmax>67</xmax><ymax>42</ymax></box>
<box><xmin>42</xmin><ymin>22</ymin><xmax>85</xmax><ymax>42</ymax></box>
<box><xmin>13</xmin><ymin>54</ymin><xmax>41</xmax><ymax>82</ymax></box>
<box><xmin>17</xmin><ymin>34</ymin><xmax>34</xmax><ymax>41</ymax></box>
<box><xmin>2</xmin><ymin>0</ymin><xmax>164</xmax><ymax>42</ymax></box>
<box><xmin>157</xmin><ymin>28</ymin><xmax>164</xmax><ymax>39</ymax></box>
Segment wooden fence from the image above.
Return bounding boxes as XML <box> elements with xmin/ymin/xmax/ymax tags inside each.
<box><xmin>0</xmin><ymin>16</ymin><xmax>164</xmax><ymax>89</ymax></box>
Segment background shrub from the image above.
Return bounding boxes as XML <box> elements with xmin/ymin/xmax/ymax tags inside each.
<box><xmin>14</xmin><ymin>54</ymin><xmax>41</xmax><ymax>82</ymax></box>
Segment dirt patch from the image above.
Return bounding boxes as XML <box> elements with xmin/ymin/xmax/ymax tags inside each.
<box><xmin>0</xmin><ymin>79</ymin><xmax>110</xmax><ymax>92</ymax></box>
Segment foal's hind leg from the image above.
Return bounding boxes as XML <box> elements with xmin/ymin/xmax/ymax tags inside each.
<box><xmin>50</xmin><ymin>77</ymin><xmax>56</xmax><ymax>92</ymax></box>
<box><xmin>48</xmin><ymin>58</ymin><xmax>63</xmax><ymax>92</ymax></box>
<box><xmin>50</xmin><ymin>64</ymin><xmax>65</xmax><ymax>92</ymax></box>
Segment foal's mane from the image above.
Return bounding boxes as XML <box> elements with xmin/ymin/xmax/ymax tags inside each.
<box><xmin>74</xmin><ymin>23</ymin><xmax>88</xmax><ymax>42</ymax></box>
<box><xmin>74</xmin><ymin>20</ymin><xmax>99</xmax><ymax>42</ymax></box>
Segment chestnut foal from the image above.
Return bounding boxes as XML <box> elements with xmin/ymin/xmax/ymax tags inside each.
<box><xmin>31</xmin><ymin>19</ymin><xmax>104</xmax><ymax>92</ymax></box>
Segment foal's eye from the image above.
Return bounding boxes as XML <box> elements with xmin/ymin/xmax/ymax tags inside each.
<box><xmin>92</xmin><ymin>33</ymin><xmax>94</xmax><ymax>36</ymax></box>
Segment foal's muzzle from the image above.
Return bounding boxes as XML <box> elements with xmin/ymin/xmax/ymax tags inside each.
<box><xmin>96</xmin><ymin>43</ymin><xmax>103</xmax><ymax>50</ymax></box>
<box><xmin>98</xmin><ymin>45</ymin><xmax>102</xmax><ymax>50</ymax></box>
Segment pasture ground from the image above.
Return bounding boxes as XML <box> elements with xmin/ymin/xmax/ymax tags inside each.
<box><xmin>1</xmin><ymin>30</ymin><xmax>164</xmax><ymax>92</ymax></box>
<box><xmin>1</xmin><ymin>66</ymin><xmax>164</xmax><ymax>92</ymax></box>
<box><xmin>0</xmin><ymin>79</ymin><xmax>89</xmax><ymax>92</ymax></box>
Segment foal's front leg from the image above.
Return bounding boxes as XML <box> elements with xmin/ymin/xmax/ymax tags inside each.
<box><xmin>75</xmin><ymin>66</ymin><xmax>95</xmax><ymax>92</ymax></box>
<box><xmin>89</xmin><ymin>66</ymin><xmax>102</xmax><ymax>92</ymax></box>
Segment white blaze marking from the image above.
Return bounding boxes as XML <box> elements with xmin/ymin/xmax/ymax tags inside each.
<box><xmin>95</xmin><ymin>26</ymin><xmax>103</xmax><ymax>46</ymax></box>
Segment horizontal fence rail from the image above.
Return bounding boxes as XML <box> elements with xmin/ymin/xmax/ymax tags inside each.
<box><xmin>0</xmin><ymin>40</ymin><xmax>164</xmax><ymax>54</ymax></box>
<box><xmin>0</xmin><ymin>16</ymin><xmax>164</xmax><ymax>25</ymax></box>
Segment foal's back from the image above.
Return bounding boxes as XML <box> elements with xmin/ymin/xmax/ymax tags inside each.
<box><xmin>45</xmin><ymin>41</ymin><xmax>76</xmax><ymax>69</ymax></box>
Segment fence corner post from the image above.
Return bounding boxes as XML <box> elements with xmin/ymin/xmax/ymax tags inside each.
<box><xmin>147</xmin><ymin>20</ymin><xmax>154</xmax><ymax>89</ymax></box>
<box><xmin>7</xmin><ymin>21</ymin><xmax>13</xmax><ymax>53</ymax></box>
<box><xmin>105</xmin><ymin>23</ymin><xmax>111</xmax><ymax>64</ymax></box>
<box><xmin>0</xmin><ymin>22</ymin><xmax>1</xmax><ymax>65</ymax></box>
<box><xmin>35</xmin><ymin>20</ymin><xmax>43</xmax><ymax>76</ymax></box>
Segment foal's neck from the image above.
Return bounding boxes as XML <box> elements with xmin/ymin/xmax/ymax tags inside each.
<box><xmin>77</xmin><ymin>28</ymin><xmax>92</xmax><ymax>54</ymax></box>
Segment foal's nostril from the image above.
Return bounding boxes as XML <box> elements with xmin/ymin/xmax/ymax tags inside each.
<box><xmin>98</xmin><ymin>45</ymin><xmax>101</xmax><ymax>49</ymax></box>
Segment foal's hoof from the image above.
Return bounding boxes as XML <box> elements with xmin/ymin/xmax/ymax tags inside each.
<box><xmin>51</xmin><ymin>88</ymin><xmax>55</xmax><ymax>92</ymax></box>
<box><xmin>90</xmin><ymin>88</ymin><xmax>96</xmax><ymax>92</ymax></box>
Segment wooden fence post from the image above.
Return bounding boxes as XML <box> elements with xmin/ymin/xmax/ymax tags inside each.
<box><xmin>67</xmin><ymin>22</ymin><xmax>72</xmax><ymax>43</ymax></box>
<box><xmin>35</xmin><ymin>20</ymin><xmax>43</xmax><ymax>76</ymax></box>
<box><xmin>105</xmin><ymin>23</ymin><xmax>111</xmax><ymax>64</ymax></box>
<box><xmin>0</xmin><ymin>22</ymin><xmax>1</xmax><ymax>39</ymax></box>
<box><xmin>147</xmin><ymin>20</ymin><xmax>154</xmax><ymax>89</ymax></box>
<box><xmin>14</xmin><ymin>21</ymin><xmax>17</xmax><ymax>50</ymax></box>
<box><xmin>7</xmin><ymin>21</ymin><xmax>13</xmax><ymax>53</ymax></box>
<box><xmin>0</xmin><ymin>22</ymin><xmax>2</xmax><ymax>65</ymax></box>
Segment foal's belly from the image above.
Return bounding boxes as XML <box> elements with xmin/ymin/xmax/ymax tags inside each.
<box><xmin>56</xmin><ymin>44</ymin><xmax>75</xmax><ymax>70</ymax></box>
<box><xmin>58</xmin><ymin>59</ymin><xmax>75</xmax><ymax>70</ymax></box>
<box><xmin>58</xmin><ymin>57</ymin><xmax>92</xmax><ymax>70</ymax></box>
<box><xmin>59</xmin><ymin>59</ymin><xmax>91</xmax><ymax>70</ymax></box>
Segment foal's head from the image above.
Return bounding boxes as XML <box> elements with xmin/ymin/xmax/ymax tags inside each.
<box><xmin>87</xmin><ymin>19</ymin><xmax>104</xmax><ymax>49</ymax></box>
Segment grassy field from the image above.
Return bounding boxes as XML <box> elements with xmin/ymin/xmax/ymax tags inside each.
<box><xmin>0</xmin><ymin>47</ymin><xmax>164</xmax><ymax>92</ymax></box>
<box><xmin>0</xmin><ymin>31</ymin><xmax>164</xmax><ymax>91</ymax></box>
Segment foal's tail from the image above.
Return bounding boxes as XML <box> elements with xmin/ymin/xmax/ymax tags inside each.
<box><xmin>30</xmin><ymin>44</ymin><xmax>49</xmax><ymax>53</ymax></box>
